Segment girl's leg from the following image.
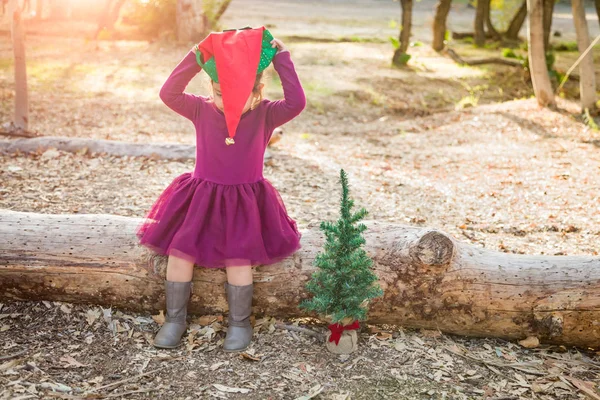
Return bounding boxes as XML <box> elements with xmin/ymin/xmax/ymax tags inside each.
<box><xmin>154</xmin><ymin>254</ymin><xmax>194</xmax><ymax>349</ymax></box>
<box><xmin>223</xmin><ymin>259</ymin><xmax>253</xmax><ymax>352</ymax></box>
<box><xmin>225</xmin><ymin>262</ymin><xmax>253</xmax><ymax>285</ymax></box>
<box><xmin>166</xmin><ymin>254</ymin><xmax>195</xmax><ymax>282</ymax></box>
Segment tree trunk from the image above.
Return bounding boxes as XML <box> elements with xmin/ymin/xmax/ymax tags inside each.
<box><xmin>505</xmin><ymin>0</ymin><xmax>527</xmax><ymax>40</ymax></box>
<box><xmin>572</xmin><ymin>0</ymin><xmax>597</xmax><ymax>112</ymax></box>
<box><xmin>2</xmin><ymin>210</ymin><xmax>600</xmax><ymax>349</ymax></box>
<box><xmin>49</xmin><ymin>0</ymin><xmax>70</xmax><ymax>19</ymax></box>
<box><xmin>94</xmin><ymin>0</ymin><xmax>112</xmax><ymax>40</ymax></box>
<box><xmin>399</xmin><ymin>0</ymin><xmax>412</xmax><ymax>53</ymax></box>
<box><xmin>176</xmin><ymin>0</ymin><xmax>205</xmax><ymax>43</ymax></box>
<box><xmin>542</xmin><ymin>0</ymin><xmax>555</xmax><ymax>51</ymax></box>
<box><xmin>432</xmin><ymin>0</ymin><xmax>452</xmax><ymax>51</ymax></box>
<box><xmin>595</xmin><ymin>0</ymin><xmax>600</xmax><ymax>29</ymax></box>
<box><xmin>527</xmin><ymin>0</ymin><xmax>555</xmax><ymax>107</ymax></box>
<box><xmin>11</xmin><ymin>3</ymin><xmax>28</xmax><ymax>131</ymax></box>
<box><xmin>484</xmin><ymin>0</ymin><xmax>501</xmax><ymax>40</ymax></box>
<box><xmin>34</xmin><ymin>0</ymin><xmax>43</xmax><ymax>20</ymax></box>
<box><xmin>392</xmin><ymin>0</ymin><xmax>413</xmax><ymax>65</ymax></box>
<box><xmin>474</xmin><ymin>0</ymin><xmax>486</xmax><ymax>46</ymax></box>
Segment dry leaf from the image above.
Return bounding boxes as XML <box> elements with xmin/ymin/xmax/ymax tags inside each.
<box><xmin>518</xmin><ymin>336</ymin><xmax>540</xmax><ymax>349</ymax></box>
<box><xmin>60</xmin><ymin>355</ymin><xmax>86</xmax><ymax>368</ymax></box>
<box><xmin>209</xmin><ymin>361</ymin><xmax>228</xmax><ymax>371</ymax></box>
<box><xmin>294</xmin><ymin>384</ymin><xmax>324</xmax><ymax>400</ymax></box>
<box><xmin>152</xmin><ymin>310</ymin><xmax>165</xmax><ymax>325</ymax></box>
<box><xmin>194</xmin><ymin>315</ymin><xmax>221</xmax><ymax>325</ymax></box>
<box><xmin>86</xmin><ymin>308</ymin><xmax>101</xmax><ymax>325</ymax></box>
<box><xmin>60</xmin><ymin>304</ymin><xmax>72</xmax><ymax>314</ymax></box>
<box><xmin>565</xmin><ymin>377</ymin><xmax>600</xmax><ymax>400</ymax></box>
<box><xmin>212</xmin><ymin>383</ymin><xmax>250</xmax><ymax>394</ymax></box>
<box><xmin>240</xmin><ymin>352</ymin><xmax>261</xmax><ymax>361</ymax></box>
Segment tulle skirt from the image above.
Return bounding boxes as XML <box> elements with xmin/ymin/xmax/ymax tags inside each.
<box><xmin>136</xmin><ymin>172</ymin><xmax>302</xmax><ymax>268</ymax></box>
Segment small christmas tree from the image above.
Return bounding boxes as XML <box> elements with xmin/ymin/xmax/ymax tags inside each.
<box><xmin>300</xmin><ymin>169</ymin><xmax>383</xmax><ymax>350</ymax></box>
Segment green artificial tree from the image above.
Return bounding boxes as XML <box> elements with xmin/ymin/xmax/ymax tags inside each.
<box><xmin>300</xmin><ymin>169</ymin><xmax>384</xmax><ymax>348</ymax></box>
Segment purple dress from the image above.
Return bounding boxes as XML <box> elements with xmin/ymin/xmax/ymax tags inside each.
<box><xmin>136</xmin><ymin>49</ymin><xmax>306</xmax><ymax>268</ymax></box>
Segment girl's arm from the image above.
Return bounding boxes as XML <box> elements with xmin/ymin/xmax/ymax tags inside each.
<box><xmin>265</xmin><ymin>50</ymin><xmax>307</xmax><ymax>130</ymax></box>
<box><xmin>159</xmin><ymin>49</ymin><xmax>204</xmax><ymax>121</ymax></box>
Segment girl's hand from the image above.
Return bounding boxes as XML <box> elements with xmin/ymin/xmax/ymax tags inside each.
<box><xmin>270</xmin><ymin>38</ymin><xmax>288</xmax><ymax>54</ymax></box>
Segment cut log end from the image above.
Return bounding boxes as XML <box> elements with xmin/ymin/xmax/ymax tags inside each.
<box><xmin>411</xmin><ymin>231</ymin><xmax>454</xmax><ymax>267</ymax></box>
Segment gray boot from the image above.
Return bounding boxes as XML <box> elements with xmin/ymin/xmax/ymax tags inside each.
<box><xmin>153</xmin><ymin>280</ymin><xmax>191</xmax><ymax>349</ymax></box>
<box><xmin>223</xmin><ymin>282</ymin><xmax>254</xmax><ymax>353</ymax></box>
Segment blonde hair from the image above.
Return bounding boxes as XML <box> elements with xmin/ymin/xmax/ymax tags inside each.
<box><xmin>250</xmin><ymin>71</ymin><xmax>264</xmax><ymax>110</ymax></box>
<box><xmin>211</xmin><ymin>71</ymin><xmax>264</xmax><ymax>110</ymax></box>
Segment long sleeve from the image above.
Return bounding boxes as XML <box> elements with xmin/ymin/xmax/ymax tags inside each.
<box><xmin>265</xmin><ymin>50</ymin><xmax>306</xmax><ymax>130</ymax></box>
<box><xmin>159</xmin><ymin>49</ymin><xmax>204</xmax><ymax>121</ymax></box>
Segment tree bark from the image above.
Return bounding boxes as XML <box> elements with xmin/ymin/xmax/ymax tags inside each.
<box><xmin>176</xmin><ymin>0</ymin><xmax>205</xmax><ymax>43</ymax></box>
<box><xmin>2</xmin><ymin>210</ymin><xmax>600</xmax><ymax>349</ymax></box>
<box><xmin>34</xmin><ymin>0</ymin><xmax>43</xmax><ymax>20</ymax></box>
<box><xmin>595</xmin><ymin>0</ymin><xmax>600</xmax><ymax>29</ymax></box>
<box><xmin>399</xmin><ymin>0</ymin><xmax>412</xmax><ymax>53</ymax></box>
<box><xmin>0</xmin><ymin>136</ymin><xmax>196</xmax><ymax>160</ymax></box>
<box><xmin>474</xmin><ymin>0</ymin><xmax>486</xmax><ymax>46</ymax></box>
<box><xmin>392</xmin><ymin>0</ymin><xmax>413</xmax><ymax>65</ymax></box>
<box><xmin>432</xmin><ymin>0</ymin><xmax>452</xmax><ymax>51</ymax></box>
<box><xmin>527</xmin><ymin>0</ymin><xmax>555</xmax><ymax>107</ymax></box>
<box><xmin>571</xmin><ymin>0</ymin><xmax>597</xmax><ymax>112</ymax></box>
<box><xmin>0</xmin><ymin>132</ymin><xmax>283</xmax><ymax>158</ymax></box>
<box><xmin>505</xmin><ymin>0</ymin><xmax>527</xmax><ymax>40</ymax></box>
<box><xmin>542</xmin><ymin>0</ymin><xmax>555</xmax><ymax>51</ymax></box>
<box><xmin>484</xmin><ymin>0</ymin><xmax>501</xmax><ymax>40</ymax></box>
<box><xmin>11</xmin><ymin>3</ymin><xmax>28</xmax><ymax>131</ymax></box>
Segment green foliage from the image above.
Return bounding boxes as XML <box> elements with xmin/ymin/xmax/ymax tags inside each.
<box><xmin>489</xmin><ymin>0</ymin><xmax>522</xmax><ymax>31</ymax></box>
<box><xmin>392</xmin><ymin>52</ymin><xmax>412</xmax><ymax>67</ymax></box>
<box><xmin>123</xmin><ymin>0</ymin><xmax>176</xmax><ymax>39</ymax></box>
<box><xmin>554</xmin><ymin>41</ymin><xmax>579</xmax><ymax>52</ymax></box>
<box><xmin>584</xmin><ymin>108</ymin><xmax>599</xmax><ymax>131</ymax></box>
<box><xmin>389</xmin><ymin>36</ymin><xmax>400</xmax><ymax>50</ymax></box>
<box><xmin>124</xmin><ymin>0</ymin><xmax>229</xmax><ymax>40</ymax></box>
<box><xmin>299</xmin><ymin>170</ymin><xmax>384</xmax><ymax>324</ymax></box>
<box><xmin>502</xmin><ymin>48</ymin><xmax>518</xmax><ymax>59</ymax></box>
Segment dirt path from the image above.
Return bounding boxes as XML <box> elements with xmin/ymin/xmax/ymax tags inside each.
<box><xmin>2</xmin><ymin>2</ymin><xmax>600</xmax><ymax>399</ymax></box>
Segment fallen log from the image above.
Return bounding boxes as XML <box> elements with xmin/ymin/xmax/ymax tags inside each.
<box><xmin>0</xmin><ymin>136</ymin><xmax>195</xmax><ymax>160</ymax></box>
<box><xmin>1</xmin><ymin>209</ymin><xmax>599</xmax><ymax>348</ymax></box>
<box><xmin>0</xmin><ymin>130</ymin><xmax>284</xmax><ymax>160</ymax></box>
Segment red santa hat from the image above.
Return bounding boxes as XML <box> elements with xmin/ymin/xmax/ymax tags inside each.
<box><xmin>196</xmin><ymin>26</ymin><xmax>275</xmax><ymax>145</ymax></box>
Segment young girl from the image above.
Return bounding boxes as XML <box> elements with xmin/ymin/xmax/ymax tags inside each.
<box><xmin>136</xmin><ymin>28</ymin><xmax>305</xmax><ymax>353</ymax></box>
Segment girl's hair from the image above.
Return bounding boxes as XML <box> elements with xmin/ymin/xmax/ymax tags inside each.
<box><xmin>250</xmin><ymin>71</ymin><xmax>264</xmax><ymax>110</ymax></box>
<box><xmin>211</xmin><ymin>71</ymin><xmax>264</xmax><ymax>110</ymax></box>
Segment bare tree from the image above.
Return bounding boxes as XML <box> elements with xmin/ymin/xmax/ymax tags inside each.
<box><xmin>176</xmin><ymin>0</ymin><xmax>232</xmax><ymax>42</ymax></box>
<box><xmin>10</xmin><ymin>1</ymin><xmax>28</xmax><ymax>131</ymax></box>
<box><xmin>474</xmin><ymin>0</ymin><xmax>486</xmax><ymax>46</ymax></box>
<box><xmin>542</xmin><ymin>0</ymin><xmax>554</xmax><ymax>50</ymax></box>
<box><xmin>505</xmin><ymin>0</ymin><xmax>527</xmax><ymax>40</ymax></box>
<box><xmin>34</xmin><ymin>0</ymin><xmax>43</xmax><ymax>20</ymax></box>
<box><xmin>432</xmin><ymin>0</ymin><xmax>452</xmax><ymax>51</ymax></box>
<box><xmin>527</xmin><ymin>0</ymin><xmax>555</xmax><ymax>107</ymax></box>
<box><xmin>392</xmin><ymin>0</ymin><xmax>413</xmax><ymax>65</ymax></box>
<box><xmin>571</xmin><ymin>0</ymin><xmax>597</xmax><ymax>111</ymax></box>
<box><xmin>484</xmin><ymin>0</ymin><xmax>501</xmax><ymax>41</ymax></box>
